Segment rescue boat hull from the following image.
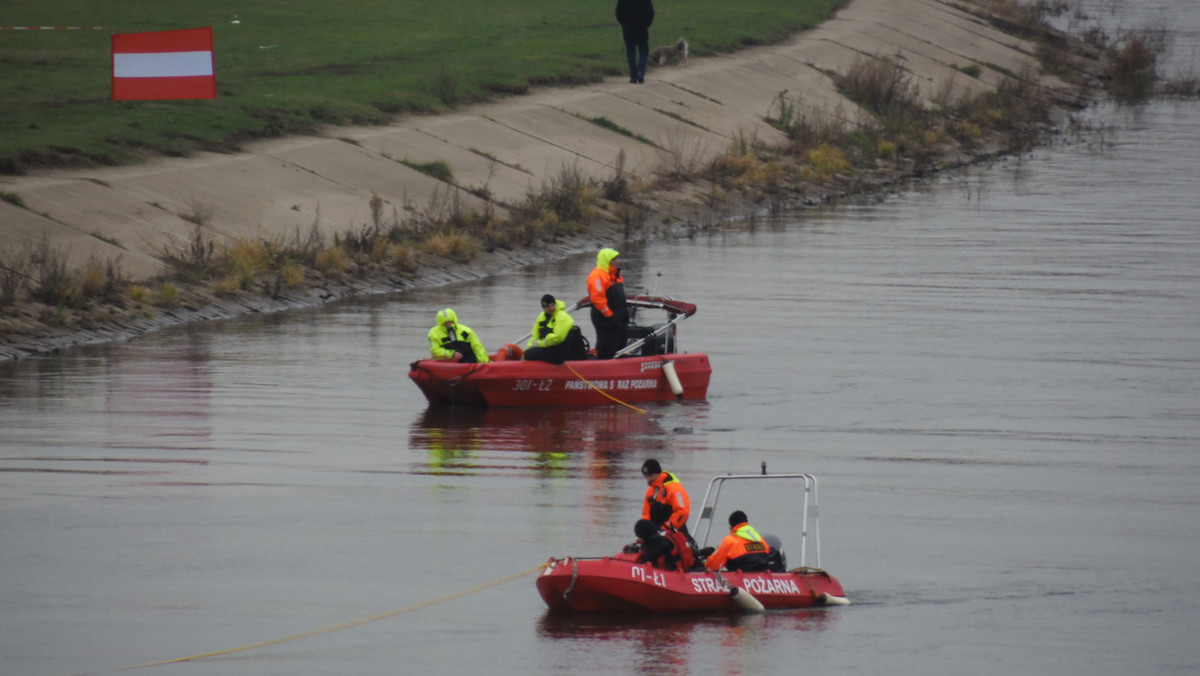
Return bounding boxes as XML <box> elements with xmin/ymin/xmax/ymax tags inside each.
<box><xmin>536</xmin><ymin>553</ymin><xmax>846</xmax><ymax>614</ymax></box>
<box><xmin>408</xmin><ymin>353</ymin><xmax>711</xmax><ymax>407</ymax></box>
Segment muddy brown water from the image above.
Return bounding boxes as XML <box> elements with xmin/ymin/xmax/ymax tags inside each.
<box><xmin>4</xmin><ymin>12</ymin><xmax>1200</xmax><ymax>676</ymax></box>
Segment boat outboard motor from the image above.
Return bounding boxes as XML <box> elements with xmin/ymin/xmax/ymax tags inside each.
<box><xmin>763</xmin><ymin>534</ymin><xmax>787</xmax><ymax>572</ymax></box>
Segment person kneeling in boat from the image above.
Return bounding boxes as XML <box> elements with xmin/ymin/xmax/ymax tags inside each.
<box><xmin>428</xmin><ymin>308</ymin><xmax>490</xmax><ymax>364</ymax></box>
<box><xmin>524</xmin><ymin>294</ymin><xmax>573</xmax><ymax>364</ymax></box>
<box><xmin>704</xmin><ymin>510</ymin><xmax>771</xmax><ymax>573</ymax></box>
<box><xmin>633</xmin><ymin>519</ymin><xmax>695</xmax><ymax>572</ymax></box>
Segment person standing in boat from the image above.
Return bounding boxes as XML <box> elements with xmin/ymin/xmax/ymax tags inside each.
<box><xmin>428</xmin><ymin>308</ymin><xmax>490</xmax><ymax>364</ymax></box>
<box><xmin>704</xmin><ymin>510</ymin><xmax>771</xmax><ymax>572</ymax></box>
<box><xmin>641</xmin><ymin>459</ymin><xmax>691</xmax><ymax>538</ymax></box>
<box><xmin>524</xmin><ymin>294</ymin><xmax>573</xmax><ymax>364</ymax></box>
<box><xmin>587</xmin><ymin>247</ymin><xmax>627</xmax><ymax>359</ymax></box>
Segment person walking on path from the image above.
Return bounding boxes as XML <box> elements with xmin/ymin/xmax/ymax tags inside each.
<box><xmin>428</xmin><ymin>308</ymin><xmax>491</xmax><ymax>364</ymax></box>
<box><xmin>587</xmin><ymin>247</ymin><xmax>627</xmax><ymax>359</ymax></box>
<box><xmin>616</xmin><ymin>0</ymin><xmax>654</xmax><ymax>84</ymax></box>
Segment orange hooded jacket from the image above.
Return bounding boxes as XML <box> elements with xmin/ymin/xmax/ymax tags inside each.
<box><xmin>586</xmin><ymin>248</ymin><xmax>623</xmax><ymax>317</ymax></box>
<box><xmin>641</xmin><ymin>471</ymin><xmax>690</xmax><ymax>531</ymax></box>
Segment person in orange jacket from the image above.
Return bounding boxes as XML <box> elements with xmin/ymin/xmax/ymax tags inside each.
<box><xmin>586</xmin><ymin>247</ymin><xmax>626</xmax><ymax>359</ymax></box>
<box><xmin>704</xmin><ymin>510</ymin><xmax>771</xmax><ymax>572</ymax></box>
<box><xmin>640</xmin><ymin>458</ymin><xmax>690</xmax><ymax>535</ymax></box>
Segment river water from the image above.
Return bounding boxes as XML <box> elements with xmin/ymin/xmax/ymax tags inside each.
<box><xmin>4</xmin><ymin>10</ymin><xmax>1200</xmax><ymax>676</ymax></box>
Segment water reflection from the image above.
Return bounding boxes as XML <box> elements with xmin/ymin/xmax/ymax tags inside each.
<box><xmin>409</xmin><ymin>404</ymin><xmax>711</xmax><ymax>478</ymax></box>
<box><xmin>406</xmin><ymin>403</ymin><xmax>717</xmax><ymax>539</ymax></box>
<box><xmin>104</xmin><ymin>341</ymin><xmax>214</xmax><ymax>452</ymax></box>
<box><xmin>536</xmin><ymin>610</ymin><xmax>839</xmax><ymax>675</ymax></box>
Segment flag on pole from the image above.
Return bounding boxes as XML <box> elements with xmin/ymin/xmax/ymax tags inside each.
<box><xmin>112</xmin><ymin>27</ymin><xmax>216</xmax><ymax>101</ymax></box>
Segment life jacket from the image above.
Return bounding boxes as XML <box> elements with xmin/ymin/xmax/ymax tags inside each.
<box><xmin>724</xmin><ymin>524</ymin><xmax>770</xmax><ymax>572</ymax></box>
<box><xmin>706</xmin><ymin>522</ymin><xmax>771</xmax><ymax>572</ymax></box>
<box><xmin>663</xmin><ymin>529</ymin><xmax>695</xmax><ymax>571</ymax></box>
<box><xmin>643</xmin><ymin>472</ymin><xmax>690</xmax><ymax>531</ymax></box>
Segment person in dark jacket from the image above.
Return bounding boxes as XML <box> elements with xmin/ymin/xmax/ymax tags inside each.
<box><xmin>615</xmin><ymin>0</ymin><xmax>655</xmax><ymax>84</ymax></box>
<box><xmin>634</xmin><ymin>519</ymin><xmax>686</xmax><ymax>571</ymax></box>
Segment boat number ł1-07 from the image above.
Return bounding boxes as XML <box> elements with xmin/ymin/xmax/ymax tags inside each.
<box><xmin>630</xmin><ymin>566</ymin><xmax>669</xmax><ymax>587</ymax></box>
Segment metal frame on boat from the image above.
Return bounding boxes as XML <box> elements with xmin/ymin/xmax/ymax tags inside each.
<box><xmin>536</xmin><ymin>471</ymin><xmax>849</xmax><ymax>614</ymax></box>
<box><xmin>692</xmin><ymin>471</ymin><xmax>823</xmax><ymax>570</ymax></box>
<box><xmin>408</xmin><ymin>295</ymin><xmax>711</xmax><ymax>407</ymax></box>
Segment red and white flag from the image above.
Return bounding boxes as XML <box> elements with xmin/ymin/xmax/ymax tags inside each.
<box><xmin>112</xmin><ymin>27</ymin><xmax>216</xmax><ymax>101</ymax></box>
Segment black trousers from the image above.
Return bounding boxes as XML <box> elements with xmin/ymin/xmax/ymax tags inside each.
<box><xmin>590</xmin><ymin>309</ymin><xmax>626</xmax><ymax>359</ymax></box>
<box><xmin>443</xmin><ymin>340</ymin><xmax>478</xmax><ymax>363</ymax></box>
<box><xmin>524</xmin><ymin>343</ymin><xmax>568</xmax><ymax>364</ymax></box>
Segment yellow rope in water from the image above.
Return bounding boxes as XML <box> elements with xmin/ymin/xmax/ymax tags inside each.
<box><xmin>564</xmin><ymin>363</ymin><xmax>647</xmax><ymax>413</ymax></box>
<box><xmin>72</xmin><ymin>563</ymin><xmax>545</xmax><ymax>676</ymax></box>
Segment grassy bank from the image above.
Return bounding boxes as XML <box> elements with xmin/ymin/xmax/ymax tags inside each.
<box><xmin>0</xmin><ymin>0</ymin><xmax>1171</xmax><ymax>358</ymax></box>
<box><xmin>1</xmin><ymin>0</ymin><xmax>843</xmax><ymax>174</ymax></box>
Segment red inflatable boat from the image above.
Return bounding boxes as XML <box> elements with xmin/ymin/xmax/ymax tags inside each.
<box><xmin>409</xmin><ymin>295</ymin><xmax>711</xmax><ymax>407</ymax></box>
<box><xmin>537</xmin><ymin>473</ymin><xmax>850</xmax><ymax>614</ymax></box>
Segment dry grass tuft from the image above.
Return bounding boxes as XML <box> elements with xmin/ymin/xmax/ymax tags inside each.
<box><xmin>836</xmin><ymin>56</ymin><xmax>918</xmax><ymax>116</ymax></box>
<box><xmin>422</xmin><ymin>232</ymin><xmax>475</xmax><ymax>262</ymax></box>
<box><xmin>802</xmin><ymin>144</ymin><xmax>852</xmax><ymax>181</ymax></box>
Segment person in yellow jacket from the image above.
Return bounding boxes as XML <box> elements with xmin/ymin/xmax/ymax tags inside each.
<box><xmin>428</xmin><ymin>308</ymin><xmax>490</xmax><ymax>364</ymax></box>
<box><xmin>586</xmin><ymin>247</ymin><xmax>626</xmax><ymax>359</ymax></box>
<box><xmin>524</xmin><ymin>294</ymin><xmax>574</xmax><ymax>364</ymax></box>
<box><xmin>704</xmin><ymin>510</ymin><xmax>771</xmax><ymax>572</ymax></box>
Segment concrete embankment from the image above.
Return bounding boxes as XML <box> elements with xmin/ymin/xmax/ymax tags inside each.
<box><xmin>0</xmin><ymin>0</ymin><xmax>1080</xmax><ymax>359</ymax></box>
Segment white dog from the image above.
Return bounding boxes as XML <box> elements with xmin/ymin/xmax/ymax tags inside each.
<box><xmin>649</xmin><ymin>37</ymin><xmax>688</xmax><ymax>67</ymax></box>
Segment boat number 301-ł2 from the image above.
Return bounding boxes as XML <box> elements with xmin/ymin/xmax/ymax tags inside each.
<box><xmin>513</xmin><ymin>379</ymin><xmax>553</xmax><ymax>391</ymax></box>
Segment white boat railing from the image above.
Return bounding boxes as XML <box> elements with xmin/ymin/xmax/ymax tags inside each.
<box><xmin>691</xmin><ymin>472</ymin><xmax>821</xmax><ymax>570</ymax></box>
<box><xmin>612</xmin><ymin>316</ymin><xmax>682</xmax><ymax>358</ymax></box>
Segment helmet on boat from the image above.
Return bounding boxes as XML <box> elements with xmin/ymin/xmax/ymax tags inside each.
<box><xmin>634</xmin><ymin>519</ymin><xmax>658</xmax><ymax>539</ymax></box>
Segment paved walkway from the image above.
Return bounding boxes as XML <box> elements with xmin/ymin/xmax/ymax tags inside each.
<box><xmin>1</xmin><ymin>0</ymin><xmax>1058</xmax><ymax>280</ymax></box>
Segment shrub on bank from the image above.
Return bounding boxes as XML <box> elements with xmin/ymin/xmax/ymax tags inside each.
<box><xmin>1103</xmin><ymin>29</ymin><xmax>1165</xmax><ymax>100</ymax></box>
